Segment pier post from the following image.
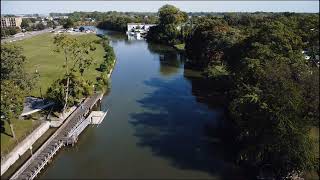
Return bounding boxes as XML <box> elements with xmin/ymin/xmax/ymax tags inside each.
<box><xmin>30</xmin><ymin>146</ymin><xmax>33</xmax><ymax>156</ymax></box>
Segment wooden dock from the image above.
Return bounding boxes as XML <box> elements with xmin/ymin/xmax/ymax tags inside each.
<box><xmin>10</xmin><ymin>93</ymin><xmax>107</xmax><ymax>180</ymax></box>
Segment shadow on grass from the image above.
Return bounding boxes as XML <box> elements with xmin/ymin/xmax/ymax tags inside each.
<box><xmin>1</xmin><ymin>120</ymin><xmax>13</xmax><ymax>138</ymax></box>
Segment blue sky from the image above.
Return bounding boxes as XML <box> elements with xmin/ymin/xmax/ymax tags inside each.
<box><xmin>1</xmin><ymin>1</ymin><xmax>319</xmax><ymax>15</ymax></box>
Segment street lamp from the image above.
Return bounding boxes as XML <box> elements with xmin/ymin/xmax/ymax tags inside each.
<box><xmin>34</xmin><ymin>64</ymin><xmax>43</xmax><ymax>98</ymax></box>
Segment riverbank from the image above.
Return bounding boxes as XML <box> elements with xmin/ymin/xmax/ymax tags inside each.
<box><xmin>40</xmin><ymin>31</ymin><xmax>246</xmax><ymax>179</ymax></box>
<box><xmin>1</xmin><ymin>32</ymin><xmax>116</xmax><ymax>178</ymax></box>
<box><xmin>2</xmin><ymin>56</ymin><xmax>116</xmax><ymax>178</ymax></box>
<box><xmin>1</xmin><ymin>32</ymin><xmax>105</xmax><ymax>149</ymax></box>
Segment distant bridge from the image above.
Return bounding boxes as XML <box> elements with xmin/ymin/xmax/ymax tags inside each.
<box><xmin>10</xmin><ymin>93</ymin><xmax>107</xmax><ymax>180</ymax></box>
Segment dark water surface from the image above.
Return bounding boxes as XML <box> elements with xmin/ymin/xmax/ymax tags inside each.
<box><xmin>40</xmin><ymin>30</ymin><xmax>244</xmax><ymax>179</ymax></box>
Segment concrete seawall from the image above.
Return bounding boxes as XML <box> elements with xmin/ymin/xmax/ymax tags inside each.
<box><xmin>10</xmin><ymin>94</ymin><xmax>105</xmax><ymax>180</ymax></box>
<box><xmin>1</xmin><ymin>122</ymin><xmax>50</xmax><ymax>176</ymax></box>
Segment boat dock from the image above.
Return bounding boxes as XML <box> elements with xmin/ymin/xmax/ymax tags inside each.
<box><xmin>10</xmin><ymin>93</ymin><xmax>107</xmax><ymax>180</ymax></box>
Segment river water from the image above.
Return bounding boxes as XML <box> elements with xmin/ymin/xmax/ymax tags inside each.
<box><xmin>40</xmin><ymin>30</ymin><xmax>244</xmax><ymax>179</ymax></box>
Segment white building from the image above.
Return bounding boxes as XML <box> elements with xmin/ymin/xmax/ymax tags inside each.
<box><xmin>127</xmin><ymin>23</ymin><xmax>156</xmax><ymax>32</ymax></box>
<box><xmin>45</xmin><ymin>17</ymin><xmax>53</xmax><ymax>21</ymax></box>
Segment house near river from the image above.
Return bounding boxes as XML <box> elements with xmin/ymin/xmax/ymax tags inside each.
<box><xmin>126</xmin><ymin>23</ymin><xmax>156</xmax><ymax>39</ymax></box>
<box><xmin>127</xmin><ymin>23</ymin><xmax>156</xmax><ymax>32</ymax></box>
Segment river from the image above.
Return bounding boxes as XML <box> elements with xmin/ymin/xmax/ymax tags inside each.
<box><xmin>40</xmin><ymin>29</ymin><xmax>244</xmax><ymax>179</ymax></box>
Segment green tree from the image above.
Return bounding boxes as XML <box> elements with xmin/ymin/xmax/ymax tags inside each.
<box><xmin>1</xmin><ymin>44</ymin><xmax>35</xmax><ymax>138</ymax></box>
<box><xmin>146</xmin><ymin>4</ymin><xmax>188</xmax><ymax>45</ymax></box>
<box><xmin>21</xmin><ymin>18</ymin><xmax>30</xmax><ymax>29</ymax></box>
<box><xmin>36</xmin><ymin>22</ymin><xmax>46</xmax><ymax>30</ymax></box>
<box><xmin>1</xmin><ymin>80</ymin><xmax>25</xmax><ymax>139</ymax></box>
<box><xmin>229</xmin><ymin>21</ymin><xmax>317</xmax><ymax>178</ymax></box>
<box><xmin>46</xmin><ymin>73</ymin><xmax>94</xmax><ymax>108</ymax></box>
<box><xmin>48</xmin><ymin>34</ymin><xmax>96</xmax><ymax>112</ymax></box>
<box><xmin>158</xmin><ymin>4</ymin><xmax>188</xmax><ymax>25</ymax></box>
<box><xmin>185</xmin><ymin>18</ymin><xmax>242</xmax><ymax>71</ymax></box>
<box><xmin>63</xmin><ymin>18</ymin><xmax>74</xmax><ymax>29</ymax></box>
<box><xmin>46</xmin><ymin>20</ymin><xmax>54</xmax><ymax>28</ymax></box>
<box><xmin>1</xmin><ymin>27</ymin><xmax>20</xmax><ymax>37</ymax></box>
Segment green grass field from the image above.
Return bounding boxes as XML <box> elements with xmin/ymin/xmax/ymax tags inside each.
<box><xmin>1</xmin><ymin>33</ymin><xmax>105</xmax><ymax>156</ymax></box>
<box><xmin>13</xmin><ymin>33</ymin><xmax>105</xmax><ymax>97</ymax></box>
<box><xmin>1</xmin><ymin>119</ymin><xmax>40</xmax><ymax>155</ymax></box>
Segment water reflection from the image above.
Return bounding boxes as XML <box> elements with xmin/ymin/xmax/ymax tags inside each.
<box><xmin>127</xmin><ymin>34</ymin><xmax>143</xmax><ymax>41</ymax></box>
<box><xmin>129</xmin><ymin>76</ymin><xmax>245</xmax><ymax>179</ymax></box>
<box><xmin>183</xmin><ymin>69</ymin><xmax>229</xmax><ymax>109</ymax></box>
<box><xmin>40</xmin><ymin>27</ymin><xmax>245</xmax><ymax>179</ymax></box>
<box><xmin>147</xmin><ymin>43</ymin><xmax>186</xmax><ymax>76</ymax></box>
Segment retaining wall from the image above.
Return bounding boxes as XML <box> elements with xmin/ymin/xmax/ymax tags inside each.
<box><xmin>1</xmin><ymin>121</ymin><xmax>50</xmax><ymax>175</ymax></box>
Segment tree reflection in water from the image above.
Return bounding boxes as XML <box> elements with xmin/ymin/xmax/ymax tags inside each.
<box><xmin>129</xmin><ymin>44</ymin><xmax>246</xmax><ymax>179</ymax></box>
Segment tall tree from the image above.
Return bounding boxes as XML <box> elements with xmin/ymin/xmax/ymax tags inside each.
<box><xmin>51</xmin><ymin>34</ymin><xmax>96</xmax><ymax>112</ymax></box>
<box><xmin>1</xmin><ymin>44</ymin><xmax>35</xmax><ymax>138</ymax></box>
<box><xmin>158</xmin><ymin>4</ymin><xmax>188</xmax><ymax>25</ymax></box>
<box><xmin>21</xmin><ymin>18</ymin><xmax>30</xmax><ymax>29</ymax></box>
<box><xmin>146</xmin><ymin>4</ymin><xmax>188</xmax><ymax>45</ymax></box>
<box><xmin>229</xmin><ymin>21</ymin><xmax>317</xmax><ymax>178</ymax></box>
<box><xmin>62</xmin><ymin>18</ymin><xmax>74</xmax><ymax>29</ymax></box>
<box><xmin>185</xmin><ymin>18</ymin><xmax>242</xmax><ymax>73</ymax></box>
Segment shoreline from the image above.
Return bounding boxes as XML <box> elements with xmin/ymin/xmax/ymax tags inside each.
<box><xmin>1</xmin><ymin>42</ymin><xmax>117</xmax><ymax>179</ymax></box>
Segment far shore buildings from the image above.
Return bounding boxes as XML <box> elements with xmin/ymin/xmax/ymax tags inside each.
<box><xmin>127</xmin><ymin>23</ymin><xmax>156</xmax><ymax>33</ymax></box>
<box><xmin>1</xmin><ymin>16</ymin><xmax>22</xmax><ymax>28</ymax></box>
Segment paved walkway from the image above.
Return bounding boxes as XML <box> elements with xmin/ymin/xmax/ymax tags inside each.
<box><xmin>10</xmin><ymin>93</ymin><xmax>103</xmax><ymax>180</ymax></box>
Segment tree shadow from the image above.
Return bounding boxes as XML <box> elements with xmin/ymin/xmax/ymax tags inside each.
<box><xmin>183</xmin><ymin>69</ymin><xmax>232</xmax><ymax>109</ymax></box>
<box><xmin>1</xmin><ymin>131</ymin><xmax>13</xmax><ymax>138</ymax></box>
<box><xmin>147</xmin><ymin>43</ymin><xmax>188</xmax><ymax>77</ymax></box>
<box><xmin>1</xmin><ymin>120</ymin><xmax>13</xmax><ymax>137</ymax></box>
<box><xmin>129</xmin><ymin>77</ymin><xmax>246</xmax><ymax>179</ymax></box>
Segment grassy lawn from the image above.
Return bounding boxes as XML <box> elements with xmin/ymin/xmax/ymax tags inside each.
<box><xmin>13</xmin><ymin>33</ymin><xmax>105</xmax><ymax>97</ymax></box>
<box><xmin>1</xmin><ymin>119</ymin><xmax>41</xmax><ymax>155</ymax></box>
<box><xmin>1</xmin><ymin>33</ymin><xmax>105</xmax><ymax>156</ymax></box>
<box><xmin>310</xmin><ymin>127</ymin><xmax>319</xmax><ymax>157</ymax></box>
<box><xmin>304</xmin><ymin>127</ymin><xmax>319</xmax><ymax>179</ymax></box>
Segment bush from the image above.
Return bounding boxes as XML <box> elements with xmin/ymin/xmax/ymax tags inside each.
<box><xmin>63</xmin><ymin>19</ymin><xmax>74</xmax><ymax>29</ymax></box>
<box><xmin>95</xmin><ymin>73</ymin><xmax>109</xmax><ymax>91</ymax></box>
<box><xmin>36</xmin><ymin>23</ymin><xmax>46</xmax><ymax>30</ymax></box>
<box><xmin>98</xmin><ymin>63</ymin><xmax>108</xmax><ymax>72</ymax></box>
<box><xmin>1</xmin><ymin>27</ymin><xmax>20</xmax><ymax>37</ymax></box>
<box><xmin>46</xmin><ymin>73</ymin><xmax>94</xmax><ymax>109</ymax></box>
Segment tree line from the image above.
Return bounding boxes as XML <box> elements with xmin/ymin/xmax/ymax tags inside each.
<box><xmin>56</xmin><ymin>11</ymin><xmax>158</xmax><ymax>32</ymax></box>
<box><xmin>183</xmin><ymin>9</ymin><xmax>319</xmax><ymax>179</ymax></box>
<box><xmin>96</xmin><ymin>13</ymin><xmax>158</xmax><ymax>32</ymax></box>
